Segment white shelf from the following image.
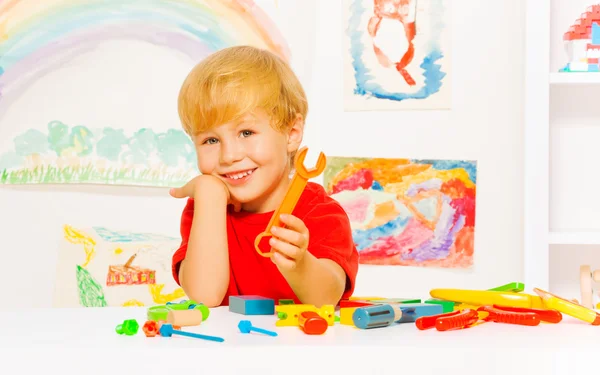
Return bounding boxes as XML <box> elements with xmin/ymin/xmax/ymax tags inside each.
<box><xmin>549</xmin><ymin>232</ymin><xmax>600</xmax><ymax>245</ymax></box>
<box><xmin>550</xmin><ymin>72</ymin><xmax>600</xmax><ymax>84</ymax></box>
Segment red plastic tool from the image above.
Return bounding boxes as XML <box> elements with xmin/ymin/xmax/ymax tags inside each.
<box><xmin>477</xmin><ymin>306</ymin><xmax>540</xmax><ymax>326</ymax></box>
<box><xmin>415</xmin><ymin>310</ymin><xmax>461</xmax><ymax>330</ymax></box>
<box><xmin>298</xmin><ymin>311</ymin><xmax>328</xmax><ymax>335</ymax></box>
<box><xmin>435</xmin><ymin>309</ymin><xmax>479</xmax><ymax>331</ymax></box>
<box><xmin>492</xmin><ymin>305</ymin><xmax>563</xmax><ymax>323</ymax></box>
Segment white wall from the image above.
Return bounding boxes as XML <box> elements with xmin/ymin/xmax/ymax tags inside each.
<box><xmin>0</xmin><ymin>0</ymin><xmax>527</xmax><ymax>308</ymax></box>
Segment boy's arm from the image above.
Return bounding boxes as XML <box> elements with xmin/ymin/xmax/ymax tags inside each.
<box><xmin>280</xmin><ymin>254</ymin><xmax>348</xmax><ymax>307</ymax></box>
<box><xmin>273</xmin><ymin>204</ymin><xmax>359</xmax><ymax>307</ymax></box>
<box><xmin>177</xmin><ymin>176</ymin><xmax>230</xmax><ymax>307</ymax></box>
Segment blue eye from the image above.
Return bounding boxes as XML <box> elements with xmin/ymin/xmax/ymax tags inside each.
<box><xmin>203</xmin><ymin>138</ymin><xmax>218</xmax><ymax>145</ymax></box>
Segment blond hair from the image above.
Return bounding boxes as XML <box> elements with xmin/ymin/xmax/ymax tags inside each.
<box><xmin>177</xmin><ymin>45</ymin><xmax>308</xmax><ymax>136</ymax></box>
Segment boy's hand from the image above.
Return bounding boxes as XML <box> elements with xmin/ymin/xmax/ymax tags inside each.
<box><xmin>269</xmin><ymin>214</ymin><xmax>310</xmax><ymax>271</ymax></box>
<box><xmin>169</xmin><ymin>175</ymin><xmax>242</xmax><ymax>212</ymax></box>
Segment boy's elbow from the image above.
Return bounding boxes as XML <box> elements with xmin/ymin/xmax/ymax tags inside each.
<box><xmin>184</xmin><ymin>288</ymin><xmax>225</xmax><ymax>308</ymax></box>
<box><xmin>179</xmin><ymin>263</ymin><xmax>227</xmax><ymax>307</ymax></box>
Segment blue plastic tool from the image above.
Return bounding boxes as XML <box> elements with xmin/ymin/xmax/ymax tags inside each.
<box><xmin>238</xmin><ymin>320</ymin><xmax>278</xmax><ymax>336</ymax></box>
<box><xmin>159</xmin><ymin>323</ymin><xmax>225</xmax><ymax>342</ymax></box>
<box><xmin>352</xmin><ymin>304</ymin><xmax>402</xmax><ymax>329</ymax></box>
<box><xmin>397</xmin><ymin>303</ymin><xmax>444</xmax><ymax>323</ymax></box>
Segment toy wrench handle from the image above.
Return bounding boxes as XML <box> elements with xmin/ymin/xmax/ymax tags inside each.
<box><xmin>492</xmin><ymin>305</ymin><xmax>562</xmax><ymax>323</ymax></box>
<box><xmin>254</xmin><ymin>174</ymin><xmax>308</xmax><ymax>257</ymax></box>
<box><xmin>415</xmin><ymin>310</ymin><xmax>460</xmax><ymax>330</ymax></box>
<box><xmin>435</xmin><ymin>309</ymin><xmax>478</xmax><ymax>331</ymax></box>
<box><xmin>478</xmin><ymin>306</ymin><xmax>540</xmax><ymax>326</ymax></box>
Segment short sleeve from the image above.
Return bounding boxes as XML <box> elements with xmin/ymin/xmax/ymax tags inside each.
<box><xmin>171</xmin><ymin>198</ymin><xmax>195</xmax><ymax>286</ymax></box>
<box><xmin>304</xmin><ymin>201</ymin><xmax>359</xmax><ymax>300</ymax></box>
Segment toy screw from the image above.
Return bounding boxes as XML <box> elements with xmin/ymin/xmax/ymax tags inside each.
<box><xmin>238</xmin><ymin>320</ymin><xmax>278</xmax><ymax>336</ymax></box>
<box><xmin>159</xmin><ymin>323</ymin><xmax>224</xmax><ymax>342</ymax></box>
<box><xmin>116</xmin><ymin>319</ymin><xmax>139</xmax><ymax>335</ymax></box>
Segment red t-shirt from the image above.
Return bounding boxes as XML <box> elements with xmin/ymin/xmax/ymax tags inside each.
<box><xmin>171</xmin><ymin>182</ymin><xmax>359</xmax><ymax>306</ymax></box>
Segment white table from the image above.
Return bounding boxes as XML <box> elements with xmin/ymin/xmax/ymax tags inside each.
<box><xmin>0</xmin><ymin>306</ymin><xmax>598</xmax><ymax>374</ymax></box>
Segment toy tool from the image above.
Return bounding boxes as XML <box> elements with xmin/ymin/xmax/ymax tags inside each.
<box><xmin>477</xmin><ymin>306</ymin><xmax>540</xmax><ymax>326</ymax></box>
<box><xmin>167</xmin><ymin>309</ymin><xmax>203</xmax><ymax>326</ymax></box>
<box><xmin>275</xmin><ymin>304</ymin><xmax>335</xmax><ymax>327</ymax></box>
<box><xmin>424</xmin><ymin>299</ymin><xmax>455</xmax><ymax>313</ymax></box>
<box><xmin>298</xmin><ymin>311</ymin><xmax>328</xmax><ymax>335</ymax></box>
<box><xmin>397</xmin><ymin>303</ymin><xmax>443</xmax><ymax>323</ymax></box>
<box><xmin>143</xmin><ymin>320</ymin><xmax>160</xmax><ymax>337</ymax></box>
<box><xmin>159</xmin><ymin>323</ymin><xmax>225</xmax><ymax>342</ymax></box>
<box><xmin>115</xmin><ymin>319</ymin><xmax>139</xmax><ymax>335</ymax></box>
<box><xmin>254</xmin><ymin>146</ymin><xmax>326</xmax><ymax>257</ymax></box>
<box><xmin>487</xmin><ymin>282</ymin><xmax>525</xmax><ymax>292</ymax></box>
<box><xmin>238</xmin><ymin>320</ymin><xmax>278</xmax><ymax>337</ymax></box>
<box><xmin>147</xmin><ymin>300</ymin><xmax>209</xmax><ymax>322</ymax></box>
<box><xmin>533</xmin><ymin>288</ymin><xmax>600</xmax><ymax>325</ymax></box>
<box><xmin>492</xmin><ymin>305</ymin><xmax>562</xmax><ymax>323</ymax></box>
<box><xmin>416</xmin><ymin>310</ymin><xmax>461</xmax><ymax>330</ymax></box>
<box><xmin>579</xmin><ymin>265</ymin><xmax>600</xmax><ymax>309</ymax></box>
<box><xmin>429</xmin><ymin>288</ymin><xmax>544</xmax><ymax>308</ymax></box>
<box><xmin>352</xmin><ymin>304</ymin><xmax>402</xmax><ymax>329</ymax></box>
<box><xmin>435</xmin><ymin>309</ymin><xmax>479</xmax><ymax>331</ymax></box>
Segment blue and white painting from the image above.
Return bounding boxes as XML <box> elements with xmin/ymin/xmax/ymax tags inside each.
<box><xmin>343</xmin><ymin>0</ymin><xmax>452</xmax><ymax>111</ymax></box>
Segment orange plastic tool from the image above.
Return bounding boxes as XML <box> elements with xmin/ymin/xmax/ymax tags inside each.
<box><xmin>254</xmin><ymin>146</ymin><xmax>326</xmax><ymax>257</ymax></box>
<box><xmin>492</xmin><ymin>305</ymin><xmax>563</xmax><ymax>323</ymax></box>
<box><xmin>477</xmin><ymin>305</ymin><xmax>540</xmax><ymax>326</ymax></box>
<box><xmin>436</xmin><ymin>309</ymin><xmax>479</xmax><ymax>331</ymax></box>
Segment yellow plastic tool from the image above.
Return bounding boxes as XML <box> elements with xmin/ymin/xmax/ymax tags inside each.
<box><xmin>534</xmin><ymin>287</ymin><xmax>600</xmax><ymax>325</ymax></box>
<box><xmin>275</xmin><ymin>304</ymin><xmax>335</xmax><ymax>327</ymax></box>
<box><xmin>429</xmin><ymin>289</ymin><xmax>545</xmax><ymax>309</ymax></box>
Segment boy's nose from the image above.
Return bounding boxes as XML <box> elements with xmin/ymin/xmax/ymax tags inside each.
<box><xmin>220</xmin><ymin>143</ymin><xmax>244</xmax><ymax>165</ymax></box>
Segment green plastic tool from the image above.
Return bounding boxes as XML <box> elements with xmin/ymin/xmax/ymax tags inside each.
<box><xmin>116</xmin><ymin>319</ymin><xmax>139</xmax><ymax>335</ymax></box>
<box><xmin>147</xmin><ymin>300</ymin><xmax>210</xmax><ymax>321</ymax></box>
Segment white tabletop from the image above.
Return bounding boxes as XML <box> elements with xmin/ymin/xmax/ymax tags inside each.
<box><xmin>0</xmin><ymin>306</ymin><xmax>598</xmax><ymax>374</ymax></box>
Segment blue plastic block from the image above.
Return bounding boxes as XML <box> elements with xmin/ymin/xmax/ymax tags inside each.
<box><xmin>229</xmin><ymin>295</ymin><xmax>275</xmax><ymax>315</ymax></box>
<box><xmin>588</xmin><ymin>64</ymin><xmax>599</xmax><ymax>72</ymax></box>
<box><xmin>397</xmin><ymin>303</ymin><xmax>443</xmax><ymax>323</ymax></box>
<box><xmin>592</xmin><ymin>22</ymin><xmax>600</xmax><ymax>45</ymax></box>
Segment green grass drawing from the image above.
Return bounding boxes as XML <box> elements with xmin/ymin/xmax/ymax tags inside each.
<box><xmin>0</xmin><ymin>164</ymin><xmax>194</xmax><ymax>186</ymax></box>
<box><xmin>0</xmin><ymin>121</ymin><xmax>198</xmax><ymax>186</ymax></box>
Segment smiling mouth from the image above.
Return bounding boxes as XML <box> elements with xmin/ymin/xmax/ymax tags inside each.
<box><xmin>221</xmin><ymin>168</ymin><xmax>257</xmax><ymax>180</ymax></box>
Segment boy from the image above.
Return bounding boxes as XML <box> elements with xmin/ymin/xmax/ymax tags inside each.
<box><xmin>169</xmin><ymin>45</ymin><xmax>359</xmax><ymax>308</ymax></box>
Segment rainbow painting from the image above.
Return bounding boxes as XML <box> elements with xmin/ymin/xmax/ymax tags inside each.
<box><xmin>323</xmin><ymin>157</ymin><xmax>476</xmax><ymax>268</ymax></box>
<box><xmin>0</xmin><ymin>0</ymin><xmax>294</xmax><ymax>186</ymax></box>
<box><xmin>343</xmin><ymin>0</ymin><xmax>452</xmax><ymax>111</ymax></box>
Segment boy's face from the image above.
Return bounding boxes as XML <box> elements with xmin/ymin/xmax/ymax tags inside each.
<box><xmin>192</xmin><ymin>108</ymin><xmax>303</xmax><ymax>213</ymax></box>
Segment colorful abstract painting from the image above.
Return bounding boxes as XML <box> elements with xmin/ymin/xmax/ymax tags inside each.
<box><xmin>323</xmin><ymin>157</ymin><xmax>476</xmax><ymax>268</ymax></box>
<box><xmin>343</xmin><ymin>0</ymin><xmax>452</xmax><ymax>111</ymax></box>
<box><xmin>0</xmin><ymin>0</ymin><xmax>314</xmax><ymax>186</ymax></box>
<box><xmin>53</xmin><ymin>225</ymin><xmax>186</xmax><ymax>307</ymax></box>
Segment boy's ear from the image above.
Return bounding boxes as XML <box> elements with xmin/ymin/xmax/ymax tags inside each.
<box><xmin>286</xmin><ymin>114</ymin><xmax>304</xmax><ymax>153</ymax></box>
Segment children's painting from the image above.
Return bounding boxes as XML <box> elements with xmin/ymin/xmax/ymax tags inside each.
<box><xmin>53</xmin><ymin>225</ymin><xmax>186</xmax><ymax>307</ymax></box>
<box><xmin>343</xmin><ymin>0</ymin><xmax>452</xmax><ymax>111</ymax></box>
<box><xmin>323</xmin><ymin>157</ymin><xmax>476</xmax><ymax>268</ymax></box>
<box><xmin>0</xmin><ymin>0</ymin><xmax>315</xmax><ymax>186</ymax></box>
